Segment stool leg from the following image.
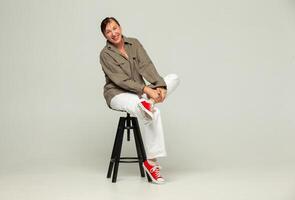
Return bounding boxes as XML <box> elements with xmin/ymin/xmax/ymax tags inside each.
<box><xmin>112</xmin><ymin>117</ymin><xmax>125</xmax><ymax>183</ymax></box>
<box><xmin>132</xmin><ymin>117</ymin><xmax>152</xmax><ymax>182</ymax></box>
<box><xmin>131</xmin><ymin>118</ymin><xmax>145</xmax><ymax>177</ymax></box>
<box><xmin>107</xmin><ymin>117</ymin><xmax>122</xmax><ymax>178</ymax></box>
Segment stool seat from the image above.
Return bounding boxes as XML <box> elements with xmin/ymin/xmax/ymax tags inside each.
<box><xmin>106</xmin><ymin>112</ymin><xmax>152</xmax><ymax>183</ymax></box>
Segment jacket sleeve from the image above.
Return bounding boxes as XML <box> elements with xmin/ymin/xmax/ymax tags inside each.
<box><xmin>100</xmin><ymin>52</ymin><xmax>146</xmax><ymax>94</ymax></box>
<box><xmin>134</xmin><ymin>39</ymin><xmax>167</xmax><ymax>89</ymax></box>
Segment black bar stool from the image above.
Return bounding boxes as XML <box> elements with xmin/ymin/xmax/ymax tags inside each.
<box><xmin>107</xmin><ymin>112</ymin><xmax>152</xmax><ymax>183</ymax></box>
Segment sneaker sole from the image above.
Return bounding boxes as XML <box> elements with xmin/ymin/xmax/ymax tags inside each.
<box><xmin>137</xmin><ymin>103</ymin><xmax>154</xmax><ymax>120</ymax></box>
<box><xmin>143</xmin><ymin>164</ymin><xmax>165</xmax><ymax>184</ymax></box>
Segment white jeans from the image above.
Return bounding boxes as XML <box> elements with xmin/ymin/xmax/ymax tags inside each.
<box><xmin>110</xmin><ymin>74</ymin><xmax>180</xmax><ymax>159</ymax></box>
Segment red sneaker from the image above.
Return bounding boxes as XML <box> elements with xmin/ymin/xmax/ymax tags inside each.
<box><xmin>143</xmin><ymin>160</ymin><xmax>165</xmax><ymax>184</ymax></box>
<box><xmin>137</xmin><ymin>99</ymin><xmax>154</xmax><ymax>120</ymax></box>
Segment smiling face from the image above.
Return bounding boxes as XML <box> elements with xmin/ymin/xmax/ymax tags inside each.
<box><xmin>103</xmin><ymin>20</ymin><xmax>123</xmax><ymax>45</ymax></box>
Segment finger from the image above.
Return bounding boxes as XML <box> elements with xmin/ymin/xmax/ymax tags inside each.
<box><xmin>160</xmin><ymin>91</ymin><xmax>165</xmax><ymax>100</ymax></box>
<box><xmin>152</xmin><ymin>97</ymin><xmax>159</xmax><ymax>103</ymax></box>
<box><xmin>157</xmin><ymin>95</ymin><xmax>162</xmax><ymax>102</ymax></box>
<box><xmin>157</xmin><ymin>95</ymin><xmax>162</xmax><ymax>101</ymax></box>
<box><xmin>160</xmin><ymin>94</ymin><xmax>165</xmax><ymax>102</ymax></box>
<box><xmin>163</xmin><ymin>91</ymin><xmax>167</xmax><ymax>99</ymax></box>
<box><xmin>163</xmin><ymin>90</ymin><xmax>167</xmax><ymax>99</ymax></box>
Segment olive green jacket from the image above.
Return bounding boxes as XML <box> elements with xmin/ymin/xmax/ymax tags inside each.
<box><xmin>100</xmin><ymin>36</ymin><xmax>167</xmax><ymax>107</ymax></box>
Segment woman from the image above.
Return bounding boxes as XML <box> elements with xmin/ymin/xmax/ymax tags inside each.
<box><xmin>99</xmin><ymin>17</ymin><xmax>180</xmax><ymax>184</ymax></box>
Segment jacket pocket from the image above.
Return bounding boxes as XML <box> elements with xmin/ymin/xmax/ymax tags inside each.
<box><xmin>117</xmin><ymin>60</ymin><xmax>132</xmax><ymax>76</ymax></box>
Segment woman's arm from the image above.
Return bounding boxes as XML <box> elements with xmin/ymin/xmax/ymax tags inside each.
<box><xmin>134</xmin><ymin>39</ymin><xmax>167</xmax><ymax>90</ymax></box>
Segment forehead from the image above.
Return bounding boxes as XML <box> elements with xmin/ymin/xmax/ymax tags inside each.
<box><xmin>105</xmin><ymin>20</ymin><xmax>120</xmax><ymax>30</ymax></box>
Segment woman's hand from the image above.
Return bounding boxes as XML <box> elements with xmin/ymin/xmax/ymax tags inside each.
<box><xmin>143</xmin><ymin>86</ymin><xmax>162</xmax><ymax>103</ymax></box>
<box><xmin>156</xmin><ymin>88</ymin><xmax>167</xmax><ymax>103</ymax></box>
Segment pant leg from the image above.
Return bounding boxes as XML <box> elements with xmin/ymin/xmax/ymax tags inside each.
<box><xmin>110</xmin><ymin>93</ymin><xmax>147</xmax><ymax>121</ymax></box>
<box><xmin>110</xmin><ymin>73</ymin><xmax>180</xmax><ymax>159</ymax></box>
<box><xmin>141</xmin><ymin>74</ymin><xmax>180</xmax><ymax>159</ymax></box>
<box><xmin>164</xmin><ymin>73</ymin><xmax>180</xmax><ymax>96</ymax></box>
<box><xmin>110</xmin><ymin>93</ymin><xmax>165</xmax><ymax>159</ymax></box>
<box><xmin>139</xmin><ymin>107</ymin><xmax>167</xmax><ymax>159</ymax></box>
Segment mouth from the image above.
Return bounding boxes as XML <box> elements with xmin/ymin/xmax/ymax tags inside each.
<box><xmin>112</xmin><ymin>35</ymin><xmax>120</xmax><ymax>41</ymax></box>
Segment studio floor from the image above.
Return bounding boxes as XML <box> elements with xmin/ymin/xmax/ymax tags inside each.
<box><xmin>0</xmin><ymin>162</ymin><xmax>294</xmax><ymax>200</ymax></box>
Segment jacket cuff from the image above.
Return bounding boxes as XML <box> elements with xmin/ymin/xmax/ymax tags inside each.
<box><xmin>151</xmin><ymin>77</ymin><xmax>167</xmax><ymax>89</ymax></box>
<box><xmin>135</xmin><ymin>83</ymin><xmax>146</xmax><ymax>95</ymax></box>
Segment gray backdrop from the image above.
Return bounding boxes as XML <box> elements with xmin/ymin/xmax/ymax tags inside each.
<box><xmin>1</xmin><ymin>0</ymin><xmax>295</xmax><ymax>171</ymax></box>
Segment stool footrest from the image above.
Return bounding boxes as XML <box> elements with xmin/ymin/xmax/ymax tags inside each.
<box><xmin>120</xmin><ymin>156</ymin><xmax>138</xmax><ymax>159</ymax></box>
<box><xmin>120</xmin><ymin>157</ymin><xmax>142</xmax><ymax>163</ymax></box>
<box><xmin>119</xmin><ymin>160</ymin><xmax>139</xmax><ymax>163</ymax></box>
<box><xmin>110</xmin><ymin>157</ymin><xmax>144</xmax><ymax>164</ymax></box>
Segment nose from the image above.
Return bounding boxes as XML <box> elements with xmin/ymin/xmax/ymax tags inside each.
<box><xmin>111</xmin><ymin>30</ymin><xmax>116</xmax><ymax>36</ymax></box>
